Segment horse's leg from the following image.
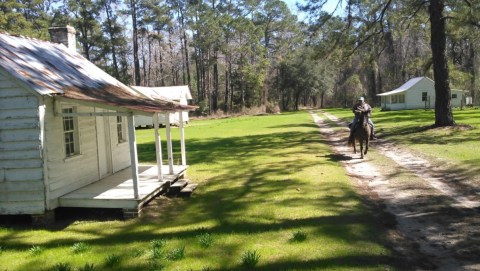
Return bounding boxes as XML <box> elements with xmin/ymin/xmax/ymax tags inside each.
<box><xmin>353</xmin><ymin>138</ymin><xmax>357</xmax><ymax>154</ymax></box>
<box><xmin>360</xmin><ymin>139</ymin><xmax>364</xmax><ymax>159</ymax></box>
<box><xmin>365</xmin><ymin>137</ymin><xmax>369</xmax><ymax>155</ymax></box>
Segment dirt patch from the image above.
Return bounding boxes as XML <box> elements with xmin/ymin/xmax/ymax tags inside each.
<box><xmin>312</xmin><ymin>111</ymin><xmax>480</xmax><ymax>271</ymax></box>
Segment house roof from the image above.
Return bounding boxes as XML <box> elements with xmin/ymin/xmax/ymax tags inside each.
<box><xmin>377</xmin><ymin>77</ymin><xmax>433</xmax><ymax>96</ymax></box>
<box><xmin>0</xmin><ymin>32</ymin><xmax>196</xmax><ymax>113</ymax></box>
<box><xmin>131</xmin><ymin>85</ymin><xmax>193</xmax><ymax>101</ymax></box>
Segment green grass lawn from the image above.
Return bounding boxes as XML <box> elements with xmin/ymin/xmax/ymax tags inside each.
<box><xmin>322</xmin><ymin>107</ymin><xmax>480</xmax><ymax>169</ymax></box>
<box><xmin>0</xmin><ymin>111</ymin><xmax>396</xmax><ymax>271</ymax></box>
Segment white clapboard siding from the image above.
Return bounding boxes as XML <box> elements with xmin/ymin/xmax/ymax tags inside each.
<box><xmin>3</xmin><ymin>168</ymin><xmax>43</xmax><ymax>182</ymax></box>
<box><xmin>0</xmin><ymin>117</ymin><xmax>40</xmax><ymax>129</ymax></box>
<box><xmin>0</xmin><ymin>159</ymin><xmax>43</xmax><ymax>169</ymax></box>
<box><xmin>0</xmin><ymin>108</ymin><xmax>39</xmax><ymax>119</ymax></box>
<box><xmin>43</xmin><ymin>101</ymin><xmax>102</xmax><ymax>200</ymax></box>
<box><xmin>0</xmin><ymin>191</ymin><xmax>44</xmax><ymax>201</ymax></box>
<box><xmin>0</xmin><ymin>73</ymin><xmax>45</xmax><ymax>215</ymax></box>
<box><xmin>0</xmin><ymin>129</ymin><xmax>40</xmax><ymax>142</ymax></box>
<box><xmin>0</xmin><ymin>201</ymin><xmax>45</xmax><ymax>215</ymax></box>
<box><xmin>108</xmin><ymin>115</ymin><xmax>132</xmax><ymax>172</ymax></box>
<box><xmin>0</xmin><ymin>141</ymin><xmax>41</xmax><ymax>152</ymax></box>
<box><xmin>0</xmin><ymin>180</ymin><xmax>44</xmax><ymax>191</ymax></box>
<box><xmin>0</xmin><ymin>149</ymin><xmax>41</xmax><ymax>160</ymax></box>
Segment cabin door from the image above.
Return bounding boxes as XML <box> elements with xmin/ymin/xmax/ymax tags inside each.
<box><xmin>95</xmin><ymin>109</ymin><xmax>113</xmax><ymax>178</ymax></box>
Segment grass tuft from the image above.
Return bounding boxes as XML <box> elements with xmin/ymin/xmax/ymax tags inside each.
<box><xmin>150</xmin><ymin>239</ymin><xmax>167</xmax><ymax>259</ymax></box>
<box><xmin>133</xmin><ymin>248</ymin><xmax>145</xmax><ymax>258</ymax></box>
<box><xmin>165</xmin><ymin>246</ymin><xmax>185</xmax><ymax>261</ymax></box>
<box><xmin>104</xmin><ymin>254</ymin><xmax>122</xmax><ymax>267</ymax></box>
<box><xmin>29</xmin><ymin>245</ymin><xmax>44</xmax><ymax>255</ymax></box>
<box><xmin>241</xmin><ymin>250</ymin><xmax>260</xmax><ymax>268</ymax></box>
<box><xmin>71</xmin><ymin>242</ymin><xmax>90</xmax><ymax>254</ymax></box>
<box><xmin>151</xmin><ymin>239</ymin><xmax>166</xmax><ymax>249</ymax></box>
<box><xmin>197</xmin><ymin>232</ymin><xmax>213</xmax><ymax>248</ymax></box>
<box><xmin>291</xmin><ymin>230</ymin><xmax>308</xmax><ymax>242</ymax></box>
<box><xmin>50</xmin><ymin>262</ymin><xmax>73</xmax><ymax>271</ymax></box>
<box><xmin>78</xmin><ymin>263</ymin><xmax>97</xmax><ymax>271</ymax></box>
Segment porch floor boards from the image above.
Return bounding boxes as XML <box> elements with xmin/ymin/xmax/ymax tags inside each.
<box><xmin>58</xmin><ymin>165</ymin><xmax>187</xmax><ymax>210</ymax></box>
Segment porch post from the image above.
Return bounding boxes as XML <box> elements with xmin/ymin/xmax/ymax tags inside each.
<box><xmin>153</xmin><ymin>113</ymin><xmax>164</xmax><ymax>181</ymax></box>
<box><xmin>165</xmin><ymin>113</ymin><xmax>174</xmax><ymax>174</ymax></box>
<box><xmin>179</xmin><ymin>111</ymin><xmax>186</xmax><ymax>166</ymax></box>
<box><xmin>127</xmin><ymin>112</ymin><xmax>140</xmax><ymax>199</ymax></box>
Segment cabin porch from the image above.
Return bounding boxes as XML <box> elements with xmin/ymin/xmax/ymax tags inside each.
<box><xmin>58</xmin><ymin>164</ymin><xmax>187</xmax><ymax>218</ymax></box>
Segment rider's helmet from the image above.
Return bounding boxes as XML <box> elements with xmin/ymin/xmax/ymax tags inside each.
<box><xmin>358</xmin><ymin>97</ymin><xmax>364</xmax><ymax>101</ymax></box>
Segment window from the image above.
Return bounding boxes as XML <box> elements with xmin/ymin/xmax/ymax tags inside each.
<box><xmin>62</xmin><ymin>107</ymin><xmax>79</xmax><ymax>157</ymax></box>
<box><xmin>422</xmin><ymin>92</ymin><xmax>428</xmax><ymax>101</ymax></box>
<box><xmin>452</xmin><ymin>94</ymin><xmax>458</xmax><ymax>99</ymax></box>
<box><xmin>390</xmin><ymin>94</ymin><xmax>405</xmax><ymax>104</ymax></box>
<box><xmin>117</xmin><ymin>116</ymin><xmax>126</xmax><ymax>143</ymax></box>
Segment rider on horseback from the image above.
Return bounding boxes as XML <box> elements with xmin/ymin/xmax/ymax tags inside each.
<box><xmin>348</xmin><ymin>97</ymin><xmax>377</xmax><ymax>142</ymax></box>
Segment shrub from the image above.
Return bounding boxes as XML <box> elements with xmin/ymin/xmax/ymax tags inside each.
<box><xmin>241</xmin><ymin>250</ymin><xmax>260</xmax><ymax>268</ymax></box>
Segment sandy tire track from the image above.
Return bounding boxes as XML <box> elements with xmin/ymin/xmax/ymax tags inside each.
<box><xmin>312</xmin><ymin>111</ymin><xmax>480</xmax><ymax>271</ymax></box>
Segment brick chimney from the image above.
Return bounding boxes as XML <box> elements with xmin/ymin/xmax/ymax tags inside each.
<box><xmin>48</xmin><ymin>26</ymin><xmax>76</xmax><ymax>52</ymax></box>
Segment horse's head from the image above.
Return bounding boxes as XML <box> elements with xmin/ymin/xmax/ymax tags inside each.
<box><xmin>359</xmin><ymin>110</ymin><xmax>369</xmax><ymax>126</ymax></box>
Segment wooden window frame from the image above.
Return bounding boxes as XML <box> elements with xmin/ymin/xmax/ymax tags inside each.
<box><xmin>62</xmin><ymin>107</ymin><xmax>80</xmax><ymax>157</ymax></box>
<box><xmin>116</xmin><ymin>116</ymin><xmax>126</xmax><ymax>144</ymax></box>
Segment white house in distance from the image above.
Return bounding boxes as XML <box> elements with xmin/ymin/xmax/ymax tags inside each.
<box><xmin>0</xmin><ymin>27</ymin><xmax>196</xmax><ymax>222</ymax></box>
<box><xmin>131</xmin><ymin>85</ymin><xmax>193</xmax><ymax>127</ymax></box>
<box><xmin>377</xmin><ymin>77</ymin><xmax>464</xmax><ymax>110</ymax></box>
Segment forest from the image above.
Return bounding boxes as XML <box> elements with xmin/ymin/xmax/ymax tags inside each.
<box><xmin>1</xmin><ymin>0</ymin><xmax>479</xmax><ymax>120</ymax></box>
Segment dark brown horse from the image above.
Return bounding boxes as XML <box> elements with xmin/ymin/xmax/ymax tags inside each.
<box><xmin>348</xmin><ymin>110</ymin><xmax>371</xmax><ymax>159</ymax></box>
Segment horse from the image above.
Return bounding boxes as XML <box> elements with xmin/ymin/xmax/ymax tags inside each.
<box><xmin>348</xmin><ymin>110</ymin><xmax>371</xmax><ymax>159</ymax></box>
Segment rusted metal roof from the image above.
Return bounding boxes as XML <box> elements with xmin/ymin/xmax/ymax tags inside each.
<box><xmin>131</xmin><ymin>85</ymin><xmax>193</xmax><ymax>101</ymax></box>
<box><xmin>0</xmin><ymin>32</ymin><xmax>196</xmax><ymax>112</ymax></box>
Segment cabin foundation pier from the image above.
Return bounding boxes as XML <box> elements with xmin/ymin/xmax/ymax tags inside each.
<box><xmin>31</xmin><ymin>210</ymin><xmax>55</xmax><ymax>226</ymax></box>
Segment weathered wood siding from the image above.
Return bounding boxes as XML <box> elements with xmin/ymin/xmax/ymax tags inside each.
<box><xmin>108</xmin><ymin>115</ymin><xmax>131</xmax><ymax>172</ymax></box>
<box><xmin>43</xmin><ymin>98</ymin><xmax>100</xmax><ymax>205</ymax></box>
<box><xmin>0</xmin><ymin>70</ymin><xmax>45</xmax><ymax>215</ymax></box>
<box><xmin>44</xmin><ymin>104</ymin><xmax>132</xmax><ymax>208</ymax></box>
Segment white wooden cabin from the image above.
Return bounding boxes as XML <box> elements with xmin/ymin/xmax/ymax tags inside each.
<box><xmin>377</xmin><ymin>77</ymin><xmax>464</xmax><ymax>110</ymax></box>
<box><xmin>0</xmin><ymin>27</ymin><xmax>195</xmax><ymax>221</ymax></box>
<box><xmin>131</xmin><ymin>86</ymin><xmax>193</xmax><ymax>127</ymax></box>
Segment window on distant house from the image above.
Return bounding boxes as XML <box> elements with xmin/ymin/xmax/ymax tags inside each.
<box><xmin>399</xmin><ymin>94</ymin><xmax>405</xmax><ymax>103</ymax></box>
<box><xmin>452</xmin><ymin>94</ymin><xmax>458</xmax><ymax>99</ymax></box>
<box><xmin>117</xmin><ymin>116</ymin><xmax>126</xmax><ymax>143</ymax></box>
<box><xmin>422</xmin><ymin>92</ymin><xmax>428</xmax><ymax>101</ymax></box>
<box><xmin>62</xmin><ymin>107</ymin><xmax>79</xmax><ymax>157</ymax></box>
<box><xmin>392</xmin><ymin>95</ymin><xmax>398</xmax><ymax>104</ymax></box>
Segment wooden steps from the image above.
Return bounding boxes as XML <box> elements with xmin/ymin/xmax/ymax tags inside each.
<box><xmin>166</xmin><ymin>179</ymin><xmax>198</xmax><ymax>197</ymax></box>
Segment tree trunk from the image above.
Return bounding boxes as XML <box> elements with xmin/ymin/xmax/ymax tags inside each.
<box><xmin>131</xmin><ymin>0</ymin><xmax>140</xmax><ymax>85</ymax></box>
<box><xmin>103</xmin><ymin>0</ymin><xmax>119</xmax><ymax>78</ymax></box>
<box><xmin>429</xmin><ymin>0</ymin><xmax>455</xmax><ymax>126</ymax></box>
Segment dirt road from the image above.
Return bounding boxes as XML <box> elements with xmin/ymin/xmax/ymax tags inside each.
<box><xmin>312</xmin><ymin>111</ymin><xmax>480</xmax><ymax>271</ymax></box>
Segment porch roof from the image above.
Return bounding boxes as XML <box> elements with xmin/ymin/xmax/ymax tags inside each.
<box><xmin>0</xmin><ymin>32</ymin><xmax>196</xmax><ymax>113</ymax></box>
